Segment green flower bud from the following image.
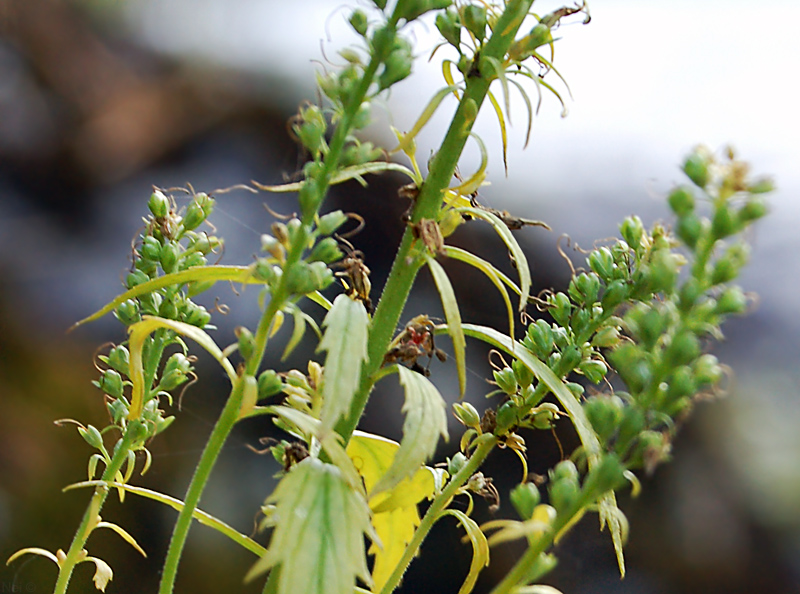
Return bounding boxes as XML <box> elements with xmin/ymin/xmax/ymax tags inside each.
<box><xmin>678</xmin><ymin>277</ymin><xmax>703</xmax><ymax>312</ymax></box>
<box><xmin>400</xmin><ymin>0</ymin><xmax>451</xmax><ymax>22</ymax></box>
<box><xmin>349</xmin><ymin>9</ymin><xmax>368</xmax><ymax>36</ymax></box>
<box><xmin>683</xmin><ymin>147</ymin><xmax>711</xmax><ymax>189</ymax></box>
<box><xmin>569</xmin><ymin>272</ymin><xmax>601</xmax><ymax>306</ymax></box>
<box><xmin>298</xmin><ymin>178</ymin><xmax>322</xmax><ymax>219</ymax></box>
<box><xmin>649</xmin><ymin>249</ymin><xmax>680</xmax><ymax>294</ymax></box>
<box><xmin>711</xmin><ymin>203</ymin><xmax>741</xmax><ymax>239</ymax></box>
<box><xmin>578</xmin><ymin>359</ymin><xmax>607</xmax><ymax>384</ymax></box>
<box><xmin>583</xmin><ymin>395</ymin><xmax>623</xmax><ymax>442</ymax></box>
<box><xmin>257</xmin><ymin>370</ymin><xmax>284</xmax><ymax>400</ymax></box>
<box><xmin>569</xmin><ymin>308</ymin><xmax>592</xmax><ymax>338</ymax></box>
<box><xmin>693</xmin><ymin>354</ymin><xmax>722</xmax><ymax>386</ymax></box>
<box><xmin>508</xmin><ymin>23</ymin><xmax>552</xmax><ymax>62</ymax></box>
<box><xmin>182</xmin><ymin>193</ymin><xmax>215</xmax><ymax>231</ymax></box>
<box><xmin>95</xmin><ymin>369</ymin><xmax>124</xmax><ymax>399</ymax></box>
<box><xmin>138</xmin><ymin>291</ymin><xmax>161</xmax><ymax>316</ymax></box>
<box><xmin>148</xmin><ymin>190</ymin><xmax>170</xmax><ymax>219</ymax></box>
<box><xmin>549</xmin><ymin>292</ymin><xmax>572</xmax><ymax>326</ymax></box>
<box><xmin>126</xmin><ymin>269</ymin><xmax>149</xmax><ymax>289</ymax></box>
<box><xmin>341</xmin><ymin>141</ymin><xmax>384</xmax><ymax>167</ymax></box>
<box><xmin>253</xmin><ymin>259</ymin><xmax>279</xmax><ymax>284</ymax></box>
<box><xmin>158</xmin><ymin>295</ymin><xmax>179</xmax><ymax>319</ymax></box>
<box><xmin>619</xmin><ymin>216</ymin><xmax>645</xmax><ymax>251</ymax></box>
<box><xmin>588</xmin><ymin>247</ymin><xmax>615</xmax><ymax>281</ymax></box>
<box><xmin>710</xmin><ymin>243</ymin><xmax>749</xmax><ymax>285</ymax></box>
<box><xmin>510</xmin><ymin>482</ymin><xmax>541</xmax><ymax>520</ymax></box>
<box><xmin>260</xmin><ymin>234</ymin><xmax>286</xmax><ymax>261</ymax></box>
<box><xmin>105</xmin><ymin>345</ymin><xmax>130</xmax><ymax>375</ymax></box>
<box><xmin>160</xmin><ymin>242</ymin><xmax>179</xmax><ymax>274</ymax></box>
<box><xmin>78</xmin><ymin>424</ymin><xmax>105</xmax><ymax>450</ymax></box>
<box><xmin>601</xmin><ymin>279</ymin><xmax>629</xmax><ymax>311</ymax></box>
<box><xmin>667</xmin><ymin>186</ymin><xmax>695</xmax><ymax>216</ymax></box>
<box><xmin>676</xmin><ymin>213</ymin><xmax>704</xmax><ymax>250</ymax></box>
<box><xmin>378</xmin><ymin>37</ymin><xmax>413</xmax><ymax>91</ymax></box>
<box><xmin>549</xmin><ymin>460</ymin><xmax>580</xmax><ymax>512</ymax></box>
<box><xmin>236</xmin><ymin>326</ymin><xmax>256</xmax><ymax>361</ymax></box>
<box><xmin>615</xmin><ymin>404</ymin><xmax>645</xmax><ymax>454</ymax></box>
<box><xmin>583</xmin><ymin>453</ymin><xmax>626</xmax><ymax>496</ymax></box>
<box><xmin>512</xmin><ymin>359</ymin><xmax>534</xmax><ymax>390</ymax></box>
<box><xmin>591</xmin><ymin>326</ymin><xmax>621</xmax><ymax>348</ymax></box>
<box><xmin>317</xmin><ymin>210</ymin><xmax>348</xmax><ymax>237</ymax></box>
<box><xmin>556</xmin><ymin>345</ymin><xmax>582</xmax><ymax>375</ymax></box>
<box><xmin>525</xmin><ymin>319</ymin><xmax>554</xmax><ymax>359</ymax></box>
<box><xmin>715</xmin><ymin>286</ymin><xmax>747</xmax><ymax>315</ymax></box>
<box><xmin>448</xmin><ymin>452</ymin><xmax>468</xmax><ymax>475</ymax></box>
<box><xmin>181</xmin><ymin>252</ymin><xmax>207</xmax><ymax>269</ymax></box>
<box><xmin>115</xmin><ymin>299</ymin><xmax>140</xmax><ymax>325</ymax></box>
<box><xmin>308</xmin><ymin>237</ymin><xmax>344</xmax><ymax>264</ymax></box>
<box><xmin>107</xmin><ymin>398</ymin><xmax>128</xmax><ymax>424</ymax></box>
<box><xmin>493</xmin><ymin>367</ymin><xmax>518</xmax><ymax>395</ymax></box>
<box><xmin>747</xmin><ymin>177</ymin><xmax>774</xmax><ymax>195</ymax></box>
<box><xmin>155</xmin><ymin>415</ymin><xmax>175</xmax><ymax>435</ymax></box>
<box><xmin>462</xmin><ymin>4</ymin><xmax>487</xmax><ymax>40</ymax></box>
<box><xmin>183</xmin><ymin>302</ymin><xmax>211</xmax><ymax>328</ymax></box>
<box><xmin>435</xmin><ymin>8</ymin><xmax>461</xmax><ymax>48</ymax></box>
<box><xmin>629</xmin><ymin>430</ymin><xmax>670</xmax><ymax>473</ymax></box>
<box><xmin>531</xmin><ymin>402</ymin><xmax>560</xmax><ymax>429</ymax></box>
<box><xmin>453</xmin><ymin>401</ymin><xmax>481</xmax><ymax>428</ymax></box>
<box><xmin>610</xmin><ymin>343</ymin><xmax>651</xmax><ymax>394</ymax></box>
<box><xmin>141</xmin><ymin>235</ymin><xmax>162</xmax><ymax>262</ymax></box>
<box><xmin>738</xmin><ymin>196</ymin><xmax>769</xmax><ymax>223</ymax></box>
<box><xmin>494</xmin><ymin>401</ymin><xmax>518</xmax><ymax>435</ymax></box>
<box><xmin>664</xmin><ymin>365</ymin><xmax>696</xmax><ymax>412</ymax></box>
<box><xmin>286</xmin><ymin>218</ymin><xmax>302</xmax><ymax>244</ymax></box>
<box><xmin>665</xmin><ymin>330</ymin><xmax>700</xmax><ymax>367</ymax></box>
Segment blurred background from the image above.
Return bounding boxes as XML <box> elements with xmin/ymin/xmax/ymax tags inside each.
<box><xmin>1</xmin><ymin>0</ymin><xmax>798</xmax><ymax>593</ymax></box>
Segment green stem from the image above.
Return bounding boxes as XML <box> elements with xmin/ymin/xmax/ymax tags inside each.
<box><xmin>157</xmin><ymin>373</ymin><xmax>248</xmax><ymax>593</ymax></box>
<box><xmin>379</xmin><ymin>434</ymin><xmax>498</xmax><ymax>594</ymax></box>
<box><xmin>54</xmin><ymin>421</ymin><xmax>147</xmax><ymax>594</ymax></box>
<box><xmin>336</xmin><ymin>0</ymin><xmax>536</xmax><ymax>443</ymax></box>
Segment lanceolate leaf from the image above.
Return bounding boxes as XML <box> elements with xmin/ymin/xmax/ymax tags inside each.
<box><xmin>252</xmin><ymin>162</ymin><xmax>416</xmax><ymax>193</ymax></box>
<box><xmin>456</xmin><ymin>207</ymin><xmax>532</xmax><ymax>311</ymax></box>
<box><xmin>442</xmin><ymin>509</ymin><xmax>490</xmax><ymax>594</ymax></box>
<box><xmin>392</xmin><ymin>85</ymin><xmax>460</xmax><ymax>155</ymax></box>
<box><xmin>371</xmin><ymin>366</ymin><xmax>448</xmax><ymax>495</ymax></box>
<box><xmin>246</xmin><ymin>458</ymin><xmax>375</xmax><ymax>594</ymax></box>
<box><xmin>460</xmin><ymin>324</ymin><xmax>601</xmax><ymax>465</ymax></box>
<box><xmin>317</xmin><ymin>294</ymin><xmax>370</xmax><ymax>434</ymax></box>
<box><xmin>425</xmin><ymin>254</ymin><xmax>466</xmax><ymax>395</ymax></box>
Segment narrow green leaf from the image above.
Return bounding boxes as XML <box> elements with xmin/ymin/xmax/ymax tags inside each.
<box><xmin>95</xmin><ymin>521</ymin><xmax>147</xmax><ymax>557</ymax></box>
<box><xmin>425</xmin><ymin>254</ymin><xmax>466</xmax><ymax>395</ymax></box>
<box><xmin>371</xmin><ymin>366</ymin><xmax>448</xmax><ymax>495</ymax></box>
<box><xmin>442</xmin><ymin>509</ymin><xmax>490</xmax><ymax>594</ymax></box>
<box><xmin>281</xmin><ymin>305</ymin><xmax>308</xmax><ymax>361</ymax></box>
<box><xmin>449</xmin><ymin>132</ymin><xmax>488</xmax><ymax>197</ymax></box>
<box><xmin>506</xmin><ymin>77</ymin><xmax>534</xmax><ymax>148</ymax></box>
<box><xmin>461</xmin><ymin>324</ymin><xmax>602</xmax><ymax>466</ymax></box>
<box><xmin>317</xmin><ymin>294</ymin><xmax>370</xmax><ymax>434</ymax></box>
<box><xmin>246</xmin><ymin>458</ymin><xmax>375</xmax><ymax>594</ymax></box>
<box><xmin>456</xmin><ymin>207</ymin><xmax>532</xmax><ymax>311</ymax></box>
<box><xmin>6</xmin><ymin>547</ymin><xmax>59</xmax><ymax>566</ymax></box>
<box><xmin>64</xmin><ymin>480</ymin><xmax>267</xmax><ymax>557</ymax></box>
<box><xmin>70</xmin><ymin>265</ymin><xmax>253</xmax><ymax>330</ymax></box>
<box><xmin>444</xmin><ymin>245</ymin><xmax>516</xmax><ymax>343</ymax></box>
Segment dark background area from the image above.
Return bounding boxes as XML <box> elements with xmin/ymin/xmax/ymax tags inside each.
<box><xmin>1</xmin><ymin>1</ymin><xmax>799</xmax><ymax>593</ymax></box>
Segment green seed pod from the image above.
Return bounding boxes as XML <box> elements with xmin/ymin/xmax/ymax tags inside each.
<box><xmin>435</xmin><ymin>8</ymin><xmax>461</xmax><ymax>48</ymax></box>
<box><xmin>96</xmin><ymin>369</ymin><xmax>124</xmax><ymax>399</ymax></box>
<box><xmin>556</xmin><ymin>346</ymin><xmax>582</xmax><ymax>375</ymax></box>
<box><xmin>615</xmin><ymin>403</ymin><xmax>645</xmax><ymax>454</ymax></box>
<box><xmin>715</xmin><ymin>286</ymin><xmax>747</xmax><ymax>315</ymax></box>
<box><xmin>738</xmin><ymin>196</ymin><xmax>769</xmax><ymax>224</ymax></box>
<box><xmin>578</xmin><ymin>359</ymin><xmax>607</xmax><ymax>384</ymax></box>
<box><xmin>308</xmin><ymin>237</ymin><xmax>343</xmax><ymax>264</ymax></box>
<box><xmin>600</xmin><ymin>279</ymin><xmax>629</xmax><ymax>312</ymax></box>
<box><xmin>678</xmin><ymin>277</ymin><xmax>703</xmax><ymax>312</ymax></box>
<box><xmin>649</xmin><ymin>249</ymin><xmax>680</xmax><ymax>295</ymax></box>
<box><xmin>570</xmin><ymin>272</ymin><xmax>601</xmax><ymax>306</ymax></box>
<box><xmin>308</xmin><ymin>261</ymin><xmax>334</xmax><ymax>291</ymax></box>
<box><xmin>747</xmin><ymin>178</ymin><xmax>775</xmax><ymax>195</ymax></box>
<box><xmin>138</xmin><ymin>291</ymin><xmax>161</xmax><ymax>316</ymax></box>
<box><xmin>183</xmin><ymin>302</ymin><xmax>211</xmax><ymax>328</ymax></box>
<box><xmin>583</xmin><ymin>453</ymin><xmax>626</xmax><ymax>496</ymax></box>
<box><xmin>260</xmin><ymin>234</ymin><xmax>285</xmax><ymax>261</ymax></box>
<box><xmin>462</xmin><ymin>4</ymin><xmax>487</xmax><ymax>40</ymax></box>
<box><xmin>126</xmin><ymin>269</ymin><xmax>149</xmax><ymax>289</ymax></box>
<box><xmin>583</xmin><ymin>395</ymin><xmax>623</xmax><ymax>442</ymax></box>
<box><xmin>182</xmin><ymin>193</ymin><xmax>215</xmax><ymax>231</ymax></box>
<box><xmin>531</xmin><ymin>402</ymin><xmax>559</xmax><ymax>429</ymax></box>
<box><xmin>252</xmin><ymin>259</ymin><xmax>278</xmax><ymax>284</ymax></box>
<box><xmin>107</xmin><ymin>398</ymin><xmax>128</xmax><ymax>425</ymax></box>
<box><xmin>78</xmin><ymin>424</ymin><xmax>105</xmax><ymax>450</ymax></box>
<box><xmin>588</xmin><ymin>247</ymin><xmax>615</xmax><ymax>281</ymax></box>
<box><xmin>158</xmin><ymin>296</ymin><xmax>179</xmax><ymax>320</ymax></box>
<box><xmin>141</xmin><ymin>235</ymin><xmax>162</xmax><ymax>262</ymax></box>
<box><xmin>115</xmin><ymin>299</ymin><xmax>140</xmax><ymax>326</ymax></box>
<box><xmin>619</xmin><ymin>216</ymin><xmax>645</xmax><ymax>252</ymax></box>
<box><xmin>105</xmin><ymin>345</ymin><xmax>130</xmax><ymax>375</ymax></box>
<box><xmin>349</xmin><ymin>8</ymin><xmax>368</xmax><ymax>36</ymax></box>
<box><xmin>181</xmin><ymin>252</ymin><xmax>207</xmax><ymax>270</ymax></box>
<box><xmin>667</xmin><ymin>186</ymin><xmax>695</xmax><ymax>217</ymax></box>
<box><xmin>286</xmin><ymin>218</ymin><xmax>302</xmax><ymax>244</ymax></box>
<box><xmin>453</xmin><ymin>401</ymin><xmax>481</xmax><ymax>428</ymax></box>
<box><xmin>148</xmin><ymin>190</ymin><xmax>170</xmax><ymax>219</ymax></box>
<box><xmin>298</xmin><ymin>178</ymin><xmax>322</xmax><ymax>219</ymax></box>
<box><xmin>591</xmin><ymin>325</ymin><xmax>621</xmax><ymax>349</ymax></box>
<box><xmin>610</xmin><ymin>343</ymin><xmax>651</xmax><ymax>394</ymax></box>
<box><xmin>341</xmin><ymin>141</ymin><xmax>384</xmax><ymax>167</ymax></box>
<box><xmin>549</xmin><ymin>292</ymin><xmax>572</xmax><ymax>326</ymax></box>
<box><xmin>525</xmin><ymin>319</ymin><xmax>554</xmax><ymax>359</ymax></box>
<box><xmin>510</xmin><ymin>482</ymin><xmax>541</xmax><ymax>520</ymax></box>
<box><xmin>317</xmin><ymin>210</ymin><xmax>348</xmax><ymax>237</ymax></box>
<box><xmin>494</xmin><ymin>401</ymin><xmax>518</xmax><ymax>435</ymax></box>
<box><xmin>448</xmin><ymin>452</ymin><xmax>468</xmax><ymax>475</ymax></box>
<box><xmin>493</xmin><ymin>367</ymin><xmax>518</xmax><ymax>396</ymax></box>
<box><xmin>159</xmin><ymin>242</ymin><xmax>179</xmax><ymax>274</ymax></box>
<box><xmin>257</xmin><ymin>369</ymin><xmax>283</xmax><ymax>400</ymax></box>
<box><xmin>569</xmin><ymin>308</ymin><xmax>593</xmax><ymax>338</ymax></box>
<box><xmin>512</xmin><ymin>359</ymin><xmax>534</xmax><ymax>390</ymax></box>
<box><xmin>549</xmin><ymin>460</ymin><xmax>580</xmax><ymax>513</ymax></box>
<box><xmin>236</xmin><ymin>326</ymin><xmax>256</xmax><ymax>362</ymax></box>
<box><xmin>508</xmin><ymin>23</ymin><xmax>552</xmax><ymax>62</ymax></box>
<box><xmin>665</xmin><ymin>365</ymin><xmax>696</xmax><ymax>406</ymax></box>
<box><xmin>693</xmin><ymin>353</ymin><xmax>722</xmax><ymax>386</ymax></box>
<box><xmin>683</xmin><ymin>148</ymin><xmax>711</xmax><ymax>189</ymax></box>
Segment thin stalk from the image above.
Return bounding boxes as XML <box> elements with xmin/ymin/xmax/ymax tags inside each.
<box><xmin>337</xmin><ymin>0</ymin><xmax>536</xmax><ymax>443</ymax></box>
<box><xmin>54</xmin><ymin>421</ymin><xmax>147</xmax><ymax>594</ymax></box>
<box><xmin>379</xmin><ymin>434</ymin><xmax>498</xmax><ymax>594</ymax></box>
